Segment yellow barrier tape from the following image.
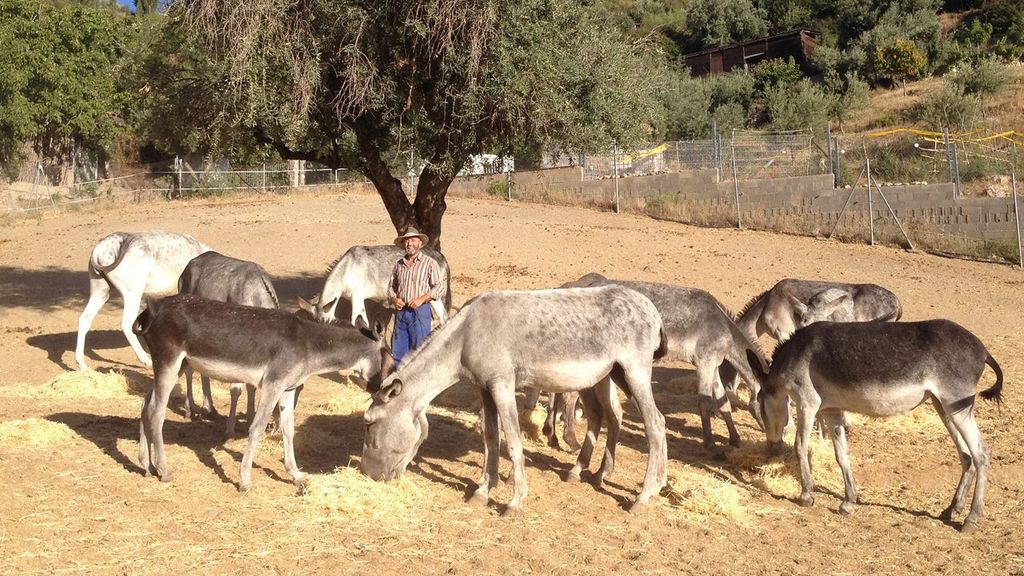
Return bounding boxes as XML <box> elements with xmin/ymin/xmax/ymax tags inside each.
<box><xmin>623</xmin><ymin>144</ymin><xmax>668</xmax><ymax>164</ymax></box>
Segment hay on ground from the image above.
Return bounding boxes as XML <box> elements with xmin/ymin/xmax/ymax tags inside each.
<box><xmin>727</xmin><ymin>433</ymin><xmax>844</xmax><ymax>496</ymax></box>
<box><xmin>660</xmin><ymin>464</ymin><xmax>751</xmax><ymax>527</ymax></box>
<box><xmin>43</xmin><ymin>370</ymin><xmax>131</xmax><ymax>399</ymax></box>
<box><xmin>518</xmin><ymin>406</ymin><xmax>547</xmax><ymax>443</ymax></box>
<box><xmin>303</xmin><ymin>466</ymin><xmax>429</xmax><ymax>524</ymax></box>
<box><xmin>0</xmin><ymin>418</ymin><xmax>75</xmax><ymax>447</ymax></box>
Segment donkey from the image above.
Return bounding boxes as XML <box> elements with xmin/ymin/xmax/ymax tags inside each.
<box><xmin>361</xmin><ymin>285</ymin><xmax>669</xmax><ymax>516</ymax></box>
<box><xmin>76</xmin><ymin>231</ymin><xmax>211</xmax><ymax>370</ymax></box>
<box><xmin>133</xmin><ymin>294</ymin><xmax>387</xmax><ymax>492</ymax></box>
<box><xmin>177</xmin><ymin>251</ymin><xmax>280</xmax><ymax>434</ymax></box>
<box><xmin>733</xmin><ymin>279</ymin><xmax>902</xmax><ymax>345</ymax></box>
<box><xmin>749</xmin><ymin>319</ymin><xmax>1003</xmax><ymax>533</ymax></box>
<box><xmin>562</xmin><ymin>273</ymin><xmax>767</xmax><ymax>456</ymax></box>
<box><xmin>315</xmin><ymin>245</ymin><xmax>452</xmax><ymax>327</ymax></box>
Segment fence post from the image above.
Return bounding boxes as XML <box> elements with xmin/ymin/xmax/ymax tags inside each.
<box><xmin>506</xmin><ymin>165</ymin><xmax>512</xmax><ymax>202</ymax></box>
<box><xmin>865</xmin><ymin>144</ymin><xmax>875</xmax><ymax>246</ymax></box>
<box><xmin>262</xmin><ymin>163</ymin><xmax>267</xmax><ymax>193</ymax></box>
<box><xmin>711</xmin><ymin>119</ymin><xmax>720</xmax><ymax>183</ymax></box>
<box><xmin>175</xmin><ymin>155</ymin><xmax>183</xmax><ymax>198</ymax></box>
<box><xmin>826</xmin><ymin>123</ymin><xmax>834</xmax><ymax>184</ymax></box>
<box><xmin>943</xmin><ymin>128</ymin><xmax>956</xmax><ymax>199</ymax></box>
<box><xmin>731</xmin><ymin>138</ymin><xmax>741</xmax><ymax>229</ymax></box>
<box><xmin>952</xmin><ymin>140</ymin><xmax>962</xmax><ymax>199</ymax></box>
<box><xmin>1012</xmin><ymin>165</ymin><xmax>1022</xmax><ymax>269</ymax></box>
<box><xmin>613</xmin><ymin>144</ymin><xmax>620</xmax><ymax>214</ymax></box>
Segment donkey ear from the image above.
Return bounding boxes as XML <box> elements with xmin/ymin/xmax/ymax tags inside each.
<box><xmin>782</xmin><ymin>289</ymin><xmax>807</xmax><ymax>313</ymax></box>
<box><xmin>379</xmin><ymin>379</ymin><xmax>403</xmax><ymax>403</ymax></box>
<box><xmin>296</xmin><ymin>296</ymin><xmax>315</xmax><ymax>314</ymax></box>
<box><xmin>746</xmin><ymin>349</ymin><xmax>768</xmax><ymax>384</ymax></box>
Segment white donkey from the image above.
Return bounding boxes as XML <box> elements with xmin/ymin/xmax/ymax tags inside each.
<box><xmin>314</xmin><ymin>245</ymin><xmax>451</xmax><ymax>327</ymax></box>
<box><xmin>361</xmin><ymin>286</ymin><xmax>669</xmax><ymax>516</ymax></box>
<box><xmin>76</xmin><ymin>231</ymin><xmax>210</xmax><ymax>370</ymax></box>
<box><xmin>750</xmin><ymin>319</ymin><xmax>1003</xmax><ymax>533</ymax></box>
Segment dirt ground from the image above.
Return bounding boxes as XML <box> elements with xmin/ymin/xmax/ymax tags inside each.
<box><xmin>1</xmin><ymin>189</ymin><xmax>1022</xmax><ymax>575</ymax></box>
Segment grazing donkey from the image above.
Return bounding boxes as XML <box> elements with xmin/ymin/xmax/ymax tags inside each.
<box><xmin>563</xmin><ymin>273</ymin><xmax>767</xmax><ymax>455</ymax></box>
<box><xmin>133</xmin><ymin>294</ymin><xmax>387</xmax><ymax>492</ymax></box>
<box><xmin>361</xmin><ymin>286</ymin><xmax>669</xmax><ymax>516</ymax></box>
<box><xmin>315</xmin><ymin>245</ymin><xmax>452</xmax><ymax>327</ymax></box>
<box><xmin>733</xmin><ymin>279</ymin><xmax>901</xmax><ymax>345</ymax></box>
<box><xmin>750</xmin><ymin>320</ymin><xmax>1003</xmax><ymax>533</ymax></box>
<box><xmin>177</xmin><ymin>251</ymin><xmax>280</xmax><ymax>434</ymax></box>
<box><xmin>76</xmin><ymin>231</ymin><xmax>211</xmax><ymax>370</ymax></box>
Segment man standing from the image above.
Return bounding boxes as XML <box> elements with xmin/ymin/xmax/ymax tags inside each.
<box><xmin>388</xmin><ymin>227</ymin><xmax>446</xmax><ymax>366</ymax></box>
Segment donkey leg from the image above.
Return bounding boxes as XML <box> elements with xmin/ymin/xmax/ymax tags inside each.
<box><xmin>491</xmin><ymin>381</ymin><xmax>530</xmax><ymax>516</ymax></box>
<box><xmin>932</xmin><ymin>398</ymin><xmax>974</xmax><ymax>521</ymax></box>
<box><xmin>200</xmin><ymin>375</ymin><xmax>217</xmax><ymax>417</ymax></box>
<box><xmin>276</xmin><ymin>388</ymin><xmax>306</xmax><ymax>489</ymax></box>
<box><xmin>595</xmin><ymin>379</ymin><xmax>623</xmax><ymax>487</ymax></box>
<box><xmin>821</xmin><ymin>410</ymin><xmax>858</xmax><ymax>514</ymax></box>
<box><xmin>794</xmin><ymin>397</ymin><xmax>820</xmax><ymax>507</ymax></box>
<box><xmin>183</xmin><ymin>366</ymin><xmax>199</xmax><ymax>421</ymax></box>
<box><xmin>713</xmin><ymin>368</ymin><xmax>741</xmax><ymax>447</ymax></box>
<box><xmin>138</xmin><ymin>389</ymin><xmax>154</xmax><ymax>476</ymax></box>
<box><xmin>76</xmin><ymin>275</ymin><xmax>111</xmax><ymax>370</ymax></box>
<box><xmin>543</xmin><ymin>393</ymin><xmax>560</xmax><ymax>449</ymax></box>
<box><xmin>149</xmin><ymin>362</ymin><xmax>181</xmax><ymax>482</ymax></box>
<box><xmin>226</xmin><ymin>383</ymin><xmax>243</xmax><ymax>435</ymax></box>
<box><xmin>239</xmin><ymin>382</ymin><xmax>286</xmax><ymax>492</ymax></box>
<box><xmin>622</xmin><ymin>364</ymin><xmax>667</xmax><ymax>514</ymax></box>
<box><xmin>561</xmin><ymin>392</ymin><xmax>582</xmax><ymax>452</ymax></box>
<box><xmin>948</xmin><ymin>408</ymin><xmax>989</xmax><ymax>533</ymax></box>
<box><xmin>469</xmin><ymin>388</ymin><xmax>500</xmax><ymax>506</ymax></box>
<box><xmin>120</xmin><ymin>290</ymin><xmax>152</xmax><ymax>368</ymax></box>
<box><xmin>568</xmin><ymin>387</ymin><xmax>603</xmax><ymax>483</ymax></box>
<box><xmin>695</xmin><ymin>361</ymin><xmax>729</xmax><ymax>457</ymax></box>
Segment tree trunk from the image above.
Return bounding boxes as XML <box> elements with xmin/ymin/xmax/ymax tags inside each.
<box><xmin>412</xmin><ymin>163</ymin><xmax>453</xmax><ymax>251</ymax></box>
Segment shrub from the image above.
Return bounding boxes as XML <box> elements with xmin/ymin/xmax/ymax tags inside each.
<box><xmin>916</xmin><ymin>83</ymin><xmax>983</xmax><ymax>131</ymax></box>
<box><xmin>951</xmin><ymin>58</ymin><xmax>1011</xmax><ymax>95</ymax></box>
<box><xmin>763</xmin><ymin>80</ymin><xmax>830</xmax><ymax>131</ymax></box>
<box><xmin>751</xmin><ymin>57</ymin><xmax>802</xmax><ymax>94</ymax></box>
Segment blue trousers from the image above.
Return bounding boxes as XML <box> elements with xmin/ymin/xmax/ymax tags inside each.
<box><xmin>392</xmin><ymin>305</ymin><xmax>433</xmax><ymax>367</ymax></box>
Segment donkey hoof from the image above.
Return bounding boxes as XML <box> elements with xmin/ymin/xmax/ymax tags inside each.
<box><xmin>158</xmin><ymin>471</ymin><xmax>173</xmax><ymax>483</ymax></box>
<box><xmin>565</xmin><ymin>471</ymin><xmax>581</xmax><ymax>484</ymax></box>
<box><xmin>798</xmin><ymin>494</ymin><xmax>815</xmax><ymax>507</ymax></box>
<box><xmin>960</xmin><ymin>517</ymin><xmax>980</xmax><ymax>533</ymax></box>
<box><xmin>501</xmin><ymin>505</ymin><xmax>523</xmax><ymax>518</ymax></box>
<box><xmin>628</xmin><ymin>501</ymin><xmax>649</xmax><ymax>515</ymax></box>
<box><xmin>293</xmin><ymin>475</ymin><xmax>309</xmax><ymax>492</ymax></box>
<box><xmin>238</xmin><ymin>481</ymin><xmax>252</xmax><ymax>494</ymax></box>
<box><xmin>838</xmin><ymin>501</ymin><xmax>856</xmax><ymax>516</ymax></box>
<box><xmin>729</xmin><ymin>436</ymin><xmax>742</xmax><ymax>448</ymax></box>
<box><xmin>466</xmin><ymin>492</ymin><xmax>488</xmax><ymax>507</ymax></box>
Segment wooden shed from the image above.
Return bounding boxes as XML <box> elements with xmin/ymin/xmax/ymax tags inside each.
<box><xmin>683</xmin><ymin>30</ymin><xmax>820</xmax><ymax>77</ymax></box>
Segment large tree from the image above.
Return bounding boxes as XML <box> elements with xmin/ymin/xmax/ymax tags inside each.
<box><xmin>156</xmin><ymin>0</ymin><xmax>665</xmax><ymax>248</ymax></box>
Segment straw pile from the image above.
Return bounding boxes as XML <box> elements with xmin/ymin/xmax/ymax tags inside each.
<box><xmin>0</xmin><ymin>418</ymin><xmax>75</xmax><ymax>447</ymax></box>
<box><xmin>42</xmin><ymin>370</ymin><xmax>132</xmax><ymax>399</ymax></box>
<box><xmin>847</xmin><ymin>406</ymin><xmax>943</xmax><ymax>431</ymax></box>
<box><xmin>727</xmin><ymin>433</ymin><xmax>844</xmax><ymax>496</ymax></box>
<box><xmin>302</xmin><ymin>466</ymin><xmax>430</xmax><ymax>525</ymax></box>
<box><xmin>660</xmin><ymin>464</ymin><xmax>752</xmax><ymax>527</ymax></box>
<box><xmin>519</xmin><ymin>407</ymin><xmax>547</xmax><ymax>443</ymax></box>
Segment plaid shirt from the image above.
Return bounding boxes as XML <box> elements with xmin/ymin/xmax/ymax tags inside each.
<box><xmin>387</xmin><ymin>252</ymin><xmax>446</xmax><ymax>303</ymax></box>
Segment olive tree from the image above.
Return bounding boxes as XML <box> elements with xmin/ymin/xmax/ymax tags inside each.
<box><xmin>162</xmin><ymin>0</ymin><xmax>666</xmax><ymax>248</ymax></box>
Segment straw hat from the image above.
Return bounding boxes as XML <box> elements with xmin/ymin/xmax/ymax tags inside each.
<box><xmin>394</xmin><ymin>227</ymin><xmax>429</xmax><ymax>246</ymax></box>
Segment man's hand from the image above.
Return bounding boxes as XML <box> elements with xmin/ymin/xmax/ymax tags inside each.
<box><xmin>393</xmin><ymin>297</ymin><xmax>406</xmax><ymax>310</ymax></box>
<box><xmin>407</xmin><ymin>295</ymin><xmax>428</xmax><ymax>310</ymax></box>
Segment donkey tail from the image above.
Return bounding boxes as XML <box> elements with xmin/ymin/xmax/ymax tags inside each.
<box><xmin>91</xmin><ymin>232</ymin><xmax>134</xmax><ymax>275</ymax></box>
<box><xmin>132</xmin><ymin>308</ymin><xmax>152</xmax><ymax>336</ymax></box>
<box><xmin>654</xmin><ymin>326</ymin><xmax>669</xmax><ymax>361</ymax></box>
<box><xmin>979</xmin><ymin>355</ymin><xmax>1004</xmax><ymax>405</ymax></box>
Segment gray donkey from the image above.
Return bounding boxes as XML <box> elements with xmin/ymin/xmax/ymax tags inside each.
<box><xmin>733</xmin><ymin>279</ymin><xmax>901</xmax><ymax>345</ymax></box>
<box><xmin>314</xmin><ymin>245</ymin><xmax>452</xmax><ymax>327</ymax></box>
<box><xmin>361</xmin><ymin>285</ymin><xmax>669</xmax><ymax>516</ymax></box>
<box><xmin>76</xmin><ymin>231</ymin><xmax>211</xmax><ymax>370</ymax></box>
<box><xmin>749</xmin><ymin>319</ymin><xmax>1003</xmax><ymax>533</ymax></box>
<box><xmin>177</xmin><ymin>251</ymin><xmax>281</xmax><ymax>434</ymax></box>
<box><xmin>563</xmin><ymin>273</ymin><xmax>767</xmax><ymax>455</ymax></box>
<box><xmin>133</xmin><ymin>294</ymin><xmax>387</xmax><ymax>491</ymax></box>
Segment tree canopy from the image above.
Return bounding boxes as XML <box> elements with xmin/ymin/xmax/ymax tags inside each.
<box><xmin>150</xmin><ymin>0</ymin><xmax>666</xmax><ymax>246</ymax></box>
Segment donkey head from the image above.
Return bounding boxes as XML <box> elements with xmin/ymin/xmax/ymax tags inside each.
<box><xmin>747</xmin><ymin>349</ymin><xmax>788</xmax><ymax>454</ymax></box>
<box><xmin>361</xmin><ymin>377</ymin><xmax>428</xmax><ymax>481</ymax></box>
<box><xmin>784</xmin><ymin>287</ymin><xmax>851</xmax><ymax>329</ymax></box>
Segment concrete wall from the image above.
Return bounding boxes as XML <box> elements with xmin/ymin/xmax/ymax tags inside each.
<box><xmin>447</xmin><ymin>168</ymin><xmax>1022</xmax><ymax>243</ymax></box>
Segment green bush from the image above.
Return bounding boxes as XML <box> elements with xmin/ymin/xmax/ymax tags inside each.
<box><xmin>951</xmin><ymin>58</ymin><xmax>1012</xmax><ymax>95</ymax></box>
<box><xmin>751</xmin><ymin>57</ymin><xmax>802</xmax><ymax>94</ymax></box>
<box><xmin>916</xmin><ymin>83</ymin><xmax>983</xmax><ymax>131</ymax></box>
<box><xmin>956</xmin><ymin>155</ymin><xmax>1003</xmax><ymax>182</ymax></box>
<box><xmin>763</xmin><ymin>80</ymin><xmax>830</xmax><ymax>131</ymax></box>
